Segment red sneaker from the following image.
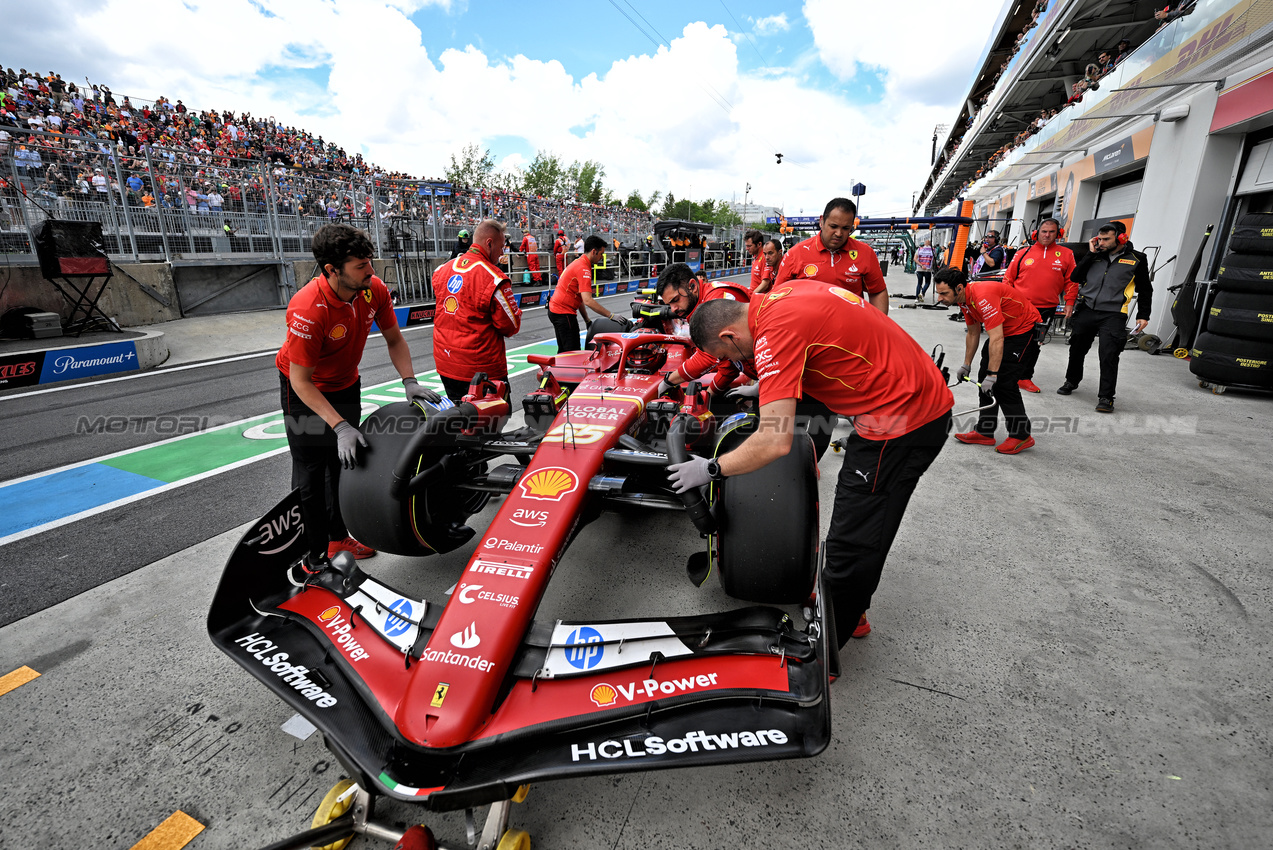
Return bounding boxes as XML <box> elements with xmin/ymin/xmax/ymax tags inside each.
<box><xmin>1019</xmin><ymin>379</ymin><xmax>1041</xmax><ymax>393</ymax></box>
<box><xmin>954</xmin><ymin>431</ymin><xmax>996</xmax><ymax>446</ymax></box>
<box><xmin>995</xmin><ymin>435</ymin><xmax>1036</xmax><ymax>454</ymax></box>
<box><xmin>852</xmin><ymin>615</ymin><xmax>871</xmax><ymax>639</ymax></box>
<box><xmin>328</xmin><ymin>536</ymin><xmax>376</xmax><ymax>559</ymax></box>
<box><xmin>393</xmin><ymin>825</ymin><xmax>437</xmax><ymax>850</ymax></box>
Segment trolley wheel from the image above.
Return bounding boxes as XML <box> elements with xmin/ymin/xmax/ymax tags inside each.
<box><xmin>1212</xmin><ymin>384</ymin><xmax>1228</xmax><ymax>395</ymax></box>
<box><xmin>1198</xmin><ymin>381</ymin><xmax>1210</xmax><ymax>389</ymax></box>
<box><xmin>512</xmin><ymin>784</ymin><xmax>531</xmax><ymax>803</ymax></box>
<box><xmin>1174</xmin><ymin>348</ymin><xmax>1190</xmax><ymax>359</ymax></box>
<box><xmin>496</xmin><ymin>829</ymin><xmax>531</xmax><ymax>850</ymax></box>
<box><xmin>309</xmin><ymin>779</ymin><xmax>357</xmax><ymax>850</ymax></box>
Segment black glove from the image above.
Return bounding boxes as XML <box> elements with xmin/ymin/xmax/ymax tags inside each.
<box><xmin>657</xmin><ymin>375</ymin><xmax>676</xmax><ymax>396</ymax></box>
<box><xmin>333</xmin><ymin>421</ymin><xmax>367</xmax><ymax>469</ymax></box>
<box><xmin>612</xmin><ymin>314</ymin><xmax>634</xmax><ymax>331</ymax></box>
<box><xmin>403</xmin><ymin>377</ymin><xmax>441</xmax><ymax>405</ymax></box>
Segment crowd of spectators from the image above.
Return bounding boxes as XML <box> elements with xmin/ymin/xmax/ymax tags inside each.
<box><xmin>0</xmin><ymin>64</ymin><xmax>657</xmax><ymax>243</ymax></box>
<box><xmin>933</xmin><ymin>0</ymin><xmax>1199</xmax><ymax>202</ymax></box>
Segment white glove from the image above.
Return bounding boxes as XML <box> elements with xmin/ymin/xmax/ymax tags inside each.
<box><xmin>333</xmin><ymin>421</ymin><xmax>367</xmax><ymax>469</ymax></box>
<box><xmin>725</xmin><ymin>383</ymin><xmax>760</xmax><ymax>401</ymax></box>
<box><xmin>980</xmin><ymin>374</ymin><xmax>998</xmax><ymax>394</ymax></box>
<box><xmin>667</xmin><ymin>456</ymin><xmax>713</xmax><ymax>493</ymax></box>
<box><xmin>955</xmin><ymin>363</ymin><xmax>972</xmax><ymax>382</ymax></box>
<box><xmin>403</xmin><ymin>377</ymin><xmax>441</xmax><ymax>405</ymax></box>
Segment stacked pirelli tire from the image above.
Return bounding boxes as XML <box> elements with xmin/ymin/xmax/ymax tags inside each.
<box><xmin>1191</xmin><ymin>213</ymin><xmax>1273</xmax><ymax>390</ymax></box>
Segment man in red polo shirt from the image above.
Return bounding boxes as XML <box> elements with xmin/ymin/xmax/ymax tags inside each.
<box><xmin>519</xmin><ymin>229</ymin><xmax>542</xmax><ymax>284</ymax></box>
<box><xmin>277</xmin><ymin>224</ymin><xmax>438</xmax><ymax>570</ymax></box>
<box><xmin>552</xmin><ymin>229</ymin><xmax>567</xmax><ymax>276</ymax></box>
<box><xmin>654</xmin><ymin>262</ymin><xmax>751</xmax><ymax>394</ymax></box>
<box><xmin>670</xmin><ymin>285</ymin><xmax>953</xmax><ymax>649</ymax></box>
<box><xmin>745</xmin><ymin>229</ymin><xmax>765</xmax><ymax>292</ymax></box>
<box><xmin>431</xmin><ymin>219</ymin><xmax>522</xmax><ymax>401</ymax></box>
<box><xmin>547</xmin><ymin>235</ymin><xmax>629</xmax><ymax>352</ymax></box>
<box><xmin>774</xmin><ymin>198</ymin><xmax>889</xmax><ymax>313</ymax></box>
<box><xmin>1002</xmin><ymin>218</ymin><xmax>1077</xmax><ymax>393</ymax></box>
<box><xmin>753</xmin><ymin>238</ymin><xmax>784</xmax><ymax>295</ymax></box>
<box><xmin>934</xmin><ymin>267</ymin><xmax>1041</xmax><ymax>454</ymax></box>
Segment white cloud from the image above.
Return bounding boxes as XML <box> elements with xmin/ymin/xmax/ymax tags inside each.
<box><xmin>7</xmin><ymin>1</ymin><xmax>964</xmax><ymax>215</ymax></box>
<box><xmin>753</xmin><ymin>13</ymin><xmax>790</xmax><ymax>34</ymax></box>
<box><xmin>803</xmin><ymin>0</ymin><xmax>991</xmax><ymax>105</ymax></box>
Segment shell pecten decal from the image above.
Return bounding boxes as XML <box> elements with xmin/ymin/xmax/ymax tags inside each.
<box><xmin>589</xmin><ymin>683</ymin><xmax>617</xmax><ymax>707</ymax></box>
<box><xmin>518</xmin><ymin>467</ymin><xmax>580</xmax><ymax>502</ymax></box>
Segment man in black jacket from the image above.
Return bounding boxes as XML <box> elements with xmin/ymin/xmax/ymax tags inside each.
<box><xmin>1058</xmin><ymin>221</ymin><xmax>1150</xmax><ymax>412</ymax></box>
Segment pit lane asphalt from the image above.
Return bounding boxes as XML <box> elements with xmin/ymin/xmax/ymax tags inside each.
<box><xmin>0</xmin><ymin>296</ymin><xmax>614</xmax><ymax>627</ymax></box>
<box><xmin>2</xmin><ymin>268</ymin><xmax>1271</xmax><ymax>849</ymax></box>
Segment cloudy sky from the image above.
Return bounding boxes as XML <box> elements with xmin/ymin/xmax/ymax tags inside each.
<box><xmin>7</xmin><ymin>0</ymin><xmax>1000</xmax><ymax>215</ymax></box>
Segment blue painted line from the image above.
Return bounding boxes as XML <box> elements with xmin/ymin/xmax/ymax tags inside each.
<box><xmin>0</xmin><ymin>465</ymin><xmax>166</xmax><ymax>538</ymax></box>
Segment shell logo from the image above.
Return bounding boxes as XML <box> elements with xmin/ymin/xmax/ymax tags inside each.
<box><xmin>518</xmin><ymin>467</ymin><xmax>579</xmax><ymax>501</ymax></box>
<box><xmin>828</xmin><ymin>288</ymin><xmax>863</xmax><ymax>306</ymax></box>
<box><xmin>1025</xmin><ymin>258</ymin><xmax>1035</xmax><ymax>266</ymax></box>
<box><xmin>329</xmin><ymin>324</ymin><xmax>347</xmax><ymax>340</ymax></box>
<box><xmin>444</xmin><ymin>295</ymin><xmax>460</xmax><ymax>313</ymax></box>
<box><xmin>318</xmin><ymin>606</ymin><xmax>340</xmax><ymax>623</ymax></box>
<box><xmin>803</xmin><ymin>264</ymin><xmax>818</xmax><ymax>277</ymax></box>
<box><xmin>589</xmin><ymin>683</ymin><xmax>618</xmax><ymax>707</ymax></box>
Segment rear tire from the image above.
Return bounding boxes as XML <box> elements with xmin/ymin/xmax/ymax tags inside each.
<box><xmin>1215</xmin><ymin>253</ymin><xmax>1273</xmax><ymax>294</ymax></box>
<box><xmin>1189</xmin><ymin>332</ymin><xmax>1273</xmax><ymax>388</ymax></box>
<box><xmin>1205</xmin><ymin>290</ymin><xmax>1273</xmax><ymax>341</ymax></box>
<box><xmin>712</xmin><ymin>416</ymin><xmax>819</xmax><ymax>604</ymax></box>
<box><xmin>1228</xmin><ymin>213</ymin><xmax>1273</xmax><ymax>256</ymax></box>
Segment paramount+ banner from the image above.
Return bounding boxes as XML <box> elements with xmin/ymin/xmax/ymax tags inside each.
<box><xmin>0</xmin><ymin>341</ymin><xmax>141</xmax><ymax>389</ymax></box>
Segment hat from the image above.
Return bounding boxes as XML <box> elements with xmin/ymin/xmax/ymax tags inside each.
<box><xmin>557</xmin><ymin>229</ymin><xmax>564</xmax><ymax>235</ymax></box>
<box><xmin>458</xmin><ymin>229</ymin><xmax>470</xmax><ymax>238</ymax></box>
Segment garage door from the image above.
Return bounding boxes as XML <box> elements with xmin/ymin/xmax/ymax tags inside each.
<box><xmin>1096</xmin><ymin>177</ymin><xmax>1143</xmax><ymax>218</ymax></box>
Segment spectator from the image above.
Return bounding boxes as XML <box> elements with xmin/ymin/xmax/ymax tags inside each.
<box><xmin>1155</xmin><ymin>1</ymin><xmax>1196</xmax><ymax>29</ymax></box>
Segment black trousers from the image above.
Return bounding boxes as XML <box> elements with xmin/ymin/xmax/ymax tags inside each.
<box><xmin>548</xmin><ymin>309</ymin><xmax>581</xmax><ymax>353</ymax></box>
<box><xmin>823</xmin><ymin>411</ymin><xmax>950</xmax><ymax>648</ymax></box>
<box><xmin>279</xmin><ymin>373</ymin><xmax>363</xmax><ymax>562</ymax></box>
<box><xmin>975</xmin><ymin>331</ymin><xmax>1037</xmax><ymax>439</ymax></box>
<box><xmin>1065</xmin><ymin>306</ymin><xmax>1126</xmax><ymax>399</ymax></box>
<box><xmin>1019</xmin><ymin>313</ymin><xmax>1055</xmax><ymax>380</ymax></box>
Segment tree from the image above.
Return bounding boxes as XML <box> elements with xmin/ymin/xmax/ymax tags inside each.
<box><xmin>646</xmin><ymin>190</ymin><xmax>663</xmax><ymax>211</ymax></box>
<box><xmin>565</xmin><ymin>159</ymin><xmax>606</xmax><ymax>204</ymax></box>
<box><xmin>624</xmin><ymin>190</ymin><xmax>647</xmax><ymax>211</ymax></box>
<box><xmin>489</xmin><ymin>166</ymin><xmax>524</xmax><ymax>193</ymax></box>
<box><xmin>523</xmin><ymin>150</ymin><xmax>565</xmax><ymax>197</ymax></box>
<box><xmin>444</xmin><ymin>144</ymin><xmax>495</xmax><ymax>189</ymax></box>
<box><xmin>658</xmin><ymin>192</ymin><xmax>678</xmax><ymax>219</ymax></box>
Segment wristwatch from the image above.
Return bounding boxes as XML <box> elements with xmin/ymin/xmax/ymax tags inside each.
<box><xmin>705</xmin><ymin>459</ymin><xmax>726</xmax><ymax>481</ymax></box>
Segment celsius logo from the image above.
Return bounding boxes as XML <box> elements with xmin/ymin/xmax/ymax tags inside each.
<box><xmin>458</xmin><ymin>584</ymin><xmax>483</xmax><ymax>604</ymax></box>
<box><xmin>450</xmin><ymin>623</ymin><xmax>480</xmax><ymax>649</ymax></box>
<box><xmin>384</xmin><ymin>598</ymin><xmax>414</xmax><ymax>638</ymax></box>
<box><xmin>565</xmin><ymin>626</ymin><xmax>604</xmax><ymax>670</ymax></box>
<box><xmin>458</xmin><ymin>583</ymin><xmax>520</xmax><ymax>608</ymax></box>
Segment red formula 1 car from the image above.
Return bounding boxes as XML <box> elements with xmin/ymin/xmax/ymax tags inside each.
<box><xmin>209</xmin><ymin>328</ymin><xmax>831</xmax><ymax>850</ymax></box>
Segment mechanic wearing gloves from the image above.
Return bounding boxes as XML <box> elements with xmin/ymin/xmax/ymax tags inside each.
<box><xmin>1059</xmin><ymin>221</ymin><xmax>1151</xmax><ymax>413</ymax></box>
<box><xmin>1001</xmin><ymin>218</ymin><xmax>1076</xmax><ymax>393</ymax></box>
<box><xmin>276</xmin><ymin>224</ymin><xmax>439</xmax><ymax>570</ymax></box>
<box><xmin>431</xmin><ymin>219</ymin><xmax>523</xmax><ymax>402</ymax></box>
<box><xmin>934</xmin><ymin>267</ymin><xmax>1041</xmax><ymax>455</ymax></box>
<box><xmin>671</xmin><ymin>286</ymin><xmax>953</xmax><ymax>648</ymax></box>
<box><xmin>548</xmin><ymin>234</ymin><xmax>629</xmax><ymax>352</ymax></box>
<box><xmin>773</xmin><ymin>197</ymin><xmax>889</xmax><ymax>313</ymax></box>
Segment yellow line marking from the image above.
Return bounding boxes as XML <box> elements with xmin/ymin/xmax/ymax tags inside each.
<box><xmin>0</xmin><ymin>666</ymin><xmax>40</xmax><ymax>696</ymax></box>
<box><xmin>128</xmin><ymin>811</ymin><xmax>205</xmax><ymax>850</ymax></box>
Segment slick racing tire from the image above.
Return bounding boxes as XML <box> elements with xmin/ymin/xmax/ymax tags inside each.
<box><xmin>1214</xmin><ymin>253</ymin><xmax>1273</xmax><ymax>294</ymax></box>
<box><xmin>1189</xmin><ymin>332</ymin><xmax>1273</xmax><ymax>388</ymax></box>
<box><xmin>1206</xmin><ymin>291</ymin><xmax>1273</xmax><ymax>342</ymax></box>
<box><xmin>340</xmin><ymin>401</ymin><xmax>488</xmax><ymax>556</ymax></box>
<box><xmin>1228</xmin><ymin>213</ymin><xmax>1273</xmax><ymax>256</ymax></box>
<box><xmin>712</xmin><ymin>414</ymin><xmax>819</xmax><ymax>604</ymax></box>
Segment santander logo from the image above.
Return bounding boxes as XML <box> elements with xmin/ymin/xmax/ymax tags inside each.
<box><xmin>450</xmin><ymin>623</ymin><xmax>480</xmax><ymax>649</ymax></box>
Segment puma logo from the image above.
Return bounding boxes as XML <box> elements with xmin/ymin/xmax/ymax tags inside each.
<box><xmin>854</xmin><ymin>469</ymin><xmax>869</xmax><ymax>482</ymax></box>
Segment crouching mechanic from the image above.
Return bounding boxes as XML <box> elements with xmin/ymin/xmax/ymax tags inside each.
<box><xmin>431</xmin><ymin>219</ymin><xmax>522</xmax><ymax>402</ymax></box>
<box><xmin>668</xmin><ymin>285</ymin><xmax>953</xmax><ymax>647</ymax></box>
<box><xmin>277</xmin><ymin>223</ymin><xmax>439</xmax><ymax>571</ymax></box>
<box><xmin>654</xmin><ymin>262</ymin><xmax>750</xmax><ymax>394</ymax></box>
<box><xmin>934</xmin><ymin>267</ymin><xmax>1041</xmax><ymax>455</ymax></box>
<box><xmin>548</xmin><ymin>234</ymin><xmax>630</xmax><ymax>352</ymax></box>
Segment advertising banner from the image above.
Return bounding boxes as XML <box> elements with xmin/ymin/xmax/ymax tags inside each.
<box><xmin>38</xmin><ymin>341</ymin><xmax>139</xmax><ymax>384</ymax></box>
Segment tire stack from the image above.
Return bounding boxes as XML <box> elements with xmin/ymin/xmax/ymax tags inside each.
<box><xmin>1190</xmin><ymin>213</ymin><xmax>1273</xmax><ymax>389</ymax></box>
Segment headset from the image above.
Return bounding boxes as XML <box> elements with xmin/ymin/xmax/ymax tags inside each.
<box><xmin>1030</xmin><ymin>219</ymin><xmax>1065</xmax><ymax>242</ymax></box>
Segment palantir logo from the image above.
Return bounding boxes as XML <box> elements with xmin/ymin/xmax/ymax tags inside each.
<box><xmin>565</xmin><ymin>626</ymin><xmax>604</xmax><ymax>670</ymax></box>
<box><xmin>384</xmin><ymin>598</ymin><xmax>413</xmax><ymax>638</ymax></box>
<box><xmin>450</xmin><ymin>622</ymin><xmax>480</xmax><ymax>649</ymax></box>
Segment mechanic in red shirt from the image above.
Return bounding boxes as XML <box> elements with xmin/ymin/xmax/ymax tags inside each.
<box><xmin>654</xmin><ymin>262</ymin><xmax>751</xmax><ymax>395</ymax></box>
<box><xmin>519</xmin><ymin>230</ymin><xmax>543</xmax><ymax>285</ymax></box>
<box><xmin>753</xmin><ymin>238</ymin><xmax>784</xmax><ymax>294</ymax></box>
<box><xmin>745</xmin><ymin>229</ymin><xmax>765</xmax><ymax>292</ymax></box>
<box><xmin>670</xmin><ymin>285</ymin><xmax>953</xmax><ymax>648</ymax></box>
<box><xmin>276</xmin><ymin>224</ymin><xmax>439</xmax><ymax>570</ymax></box>
<box><xmin>552</xmin><ymin>229</ymin><xmax>567</xmax><ymax>276</ymax></box>
<box><xmin>431</xmin><ymin>219</ymin><xmax>522</xmax><ymax>401</ymax></box>
<box><xmin>774</xmin><ymin>198</ymin><xmax>889</xmax><ymax>313</ymax></box>
<box><xmin>547</xmin><ymin>235</ymin><xmax>629</xmax><ymax>352</ymax></box>
<box><xmin>934</xmin><ymin>267</ymin><xmax>1041</xmax><ymax>454</ymax></box>
<box><xmin>1002</xmin><ymin>218</ymin><xmax>1077</xmax><ymax>393</ymax></box>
